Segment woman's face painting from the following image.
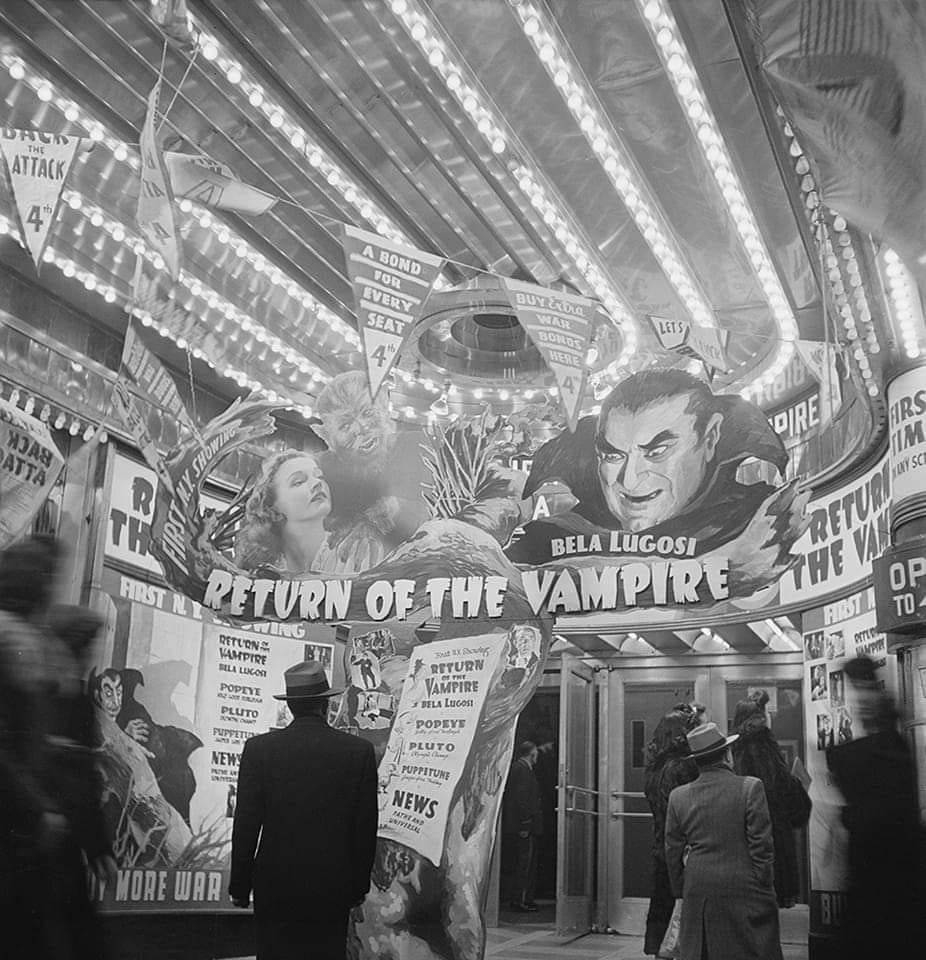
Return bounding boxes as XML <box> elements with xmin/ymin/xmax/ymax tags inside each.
<box><xmin>272</xmin><ymin>456</ymin><xmax>331</xmax><ymax>523</ymax></box>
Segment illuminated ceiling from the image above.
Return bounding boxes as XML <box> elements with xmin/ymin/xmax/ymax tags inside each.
<box><xmin>0</xmin><ymin>0</ymin><xmax>921</xmax><ymax>469</ymax></box>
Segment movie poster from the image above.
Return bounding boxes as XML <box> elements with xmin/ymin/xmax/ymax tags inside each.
<box><xmin>195</xmin><ymin>621</ymin><xmax>334</xmax><ymax>806</ymax></box>
<box><xmin>374</xmin><ymin>633</ymin><xmax>506</xmax><ymax>864</ymax></box>
<box><xmin>89</xmin><ymin>568</ymin><xmax>224</xmax><ymax>911</ymax></box>
<box><xmin>802</xmin><ymin>587</ymin><xmax>896</xmax><ymax>940</ymax></box>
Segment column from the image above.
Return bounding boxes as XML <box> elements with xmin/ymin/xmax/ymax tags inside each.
<box><xmin>880</xmin><ymin>363</ymin><xmax>926</xmax><ymax>823</ymax></box>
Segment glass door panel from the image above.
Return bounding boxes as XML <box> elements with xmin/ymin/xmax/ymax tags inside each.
<box><xmin>556</xmin><ymin>656</ymin><xmax>597</xmax><ymax>936</ymax></box>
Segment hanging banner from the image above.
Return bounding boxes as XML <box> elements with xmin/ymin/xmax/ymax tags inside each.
<box><xmin>137</xmin><ymin>79</ymin><xmax>182</xmax><ymax>282</ymax></box>
<box><xmin>801</xmin><ymin>587</ymin><xmax>896</xmax><ymax>944</ymax></box>
<box><xmin>375</xmin><ymin>633</ymin><xmax>506</xmax><ymax>864</ymax></box>
<box><xmin>649</xmin><ymin>315</ymin><xmax>731</xmax><ymax>373</ymax></box>
<box><xmin>779</xmin><ymin>453</ymin><xmax>891</xmax><ymax>605</ymax></box>
<box><xmin>0</xmin><ymin>396</ymin><xmax>65</xmax><ymax>548</ymax></box>
<box><xmin>797</xmin><ymin>340</ymin><xmax>842</xmax><ymax>428</ymax></box>
<box><xmin>503</xmin><ymin>278</ymin><xmax>596</xmax><ymax>431</ymax></box>
<box><xmin>164</xmin><ymin>153</ymin><xmax>277</xmax><ymax>216</ymax></box>
<box><xmin>0</xmin><ymin>128</ymin><xmax>81</xmax><ymax>268</ymax></box>
<box><xmin>120</xmin><ymin>322</ymin><xmax>200</xmax><ymax>439</ymax></box>
<box><xmin>342</xmin><ymin>225</ymin><xmax>444</xmax><ymax>399</ymax></box>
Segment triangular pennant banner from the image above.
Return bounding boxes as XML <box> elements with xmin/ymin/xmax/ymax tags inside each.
<box><xmin>342</xmin><ymin>225</ymin><xmax>444</xmax><ymax>399</ymax></box>
<box><xmin>111</xmin><ymin>378</ymin><xmax>177</xmax><ymax>496</ymax></box>
<box><xmin>686</xmin><ymin>324</ymin><xmax>730</xmax><ymax>373</ymax></box>
<box><xmin>796</xmin><ymin>339</ymin><xmax>842</xmax><ymax>428</ymax></box>
<box><xmin>164</xmin><ymin>152</ymin><xmax>278</xmax><ymax>215</ymax></box>
<box><xmin>0</xmin><ymin>129</ymin><xmax>81</xmax><ymax>268</ymax></box>
<box><xmin>503</xmin><ymin>279</ymin><xmax>596</xmax><ymax>431</ymax></box>
<box><xmin>137</xmin><ymin>78</ymin><xmax>182</xmax><ymax>281</ymax></box>
<box><xmin>649</xmin><ymin>315</ymin><xmax>689</xmax><ymax>351</ymax></box>
<box><xmin>121</xmin><ymin>321</ymin><xmax>201</xmax><ymax>440</ymax></box>
<box><xmin>649</xmin><ymin>316</ymin><xmax>731</xmax><ymax>373</ymax></box>
<box><xmin>0</xmin><ymin>396</ymin><xmax>65</xmax><ymax>549</ymax></box>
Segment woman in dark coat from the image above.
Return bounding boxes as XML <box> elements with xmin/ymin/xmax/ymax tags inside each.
<box><xmin>643</xmin><ymin>710</ymin><xmax>698</xmax><ymax>956</ymax></box>
<box><xmin>732</xmin><ymin>691</ymin><xmax>811</xmax><ymax>906</ymax></box>
<box><xmin>666</xmin><ymin>722</ymin><xmax>782</xmax><ymax>960</ymax></box>
<box><xmin>826</xmin><ymin>657</ymin><xmax>922</xmax><ymax>960</ymax></box>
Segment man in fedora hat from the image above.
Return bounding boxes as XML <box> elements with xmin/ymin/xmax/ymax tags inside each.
<box><xmin>664</xmin><ymin>722</ymin><xmax>782</xmax><ymax>960</ymax></box>
<box><xmin>229</xmin><ymin>660</ymin><xmax>378</xmax><ymax>960</ymax></box>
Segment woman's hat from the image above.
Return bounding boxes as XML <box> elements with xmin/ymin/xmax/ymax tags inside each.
<box><xmin>273</xmin><ymin>661</ymin><xmax>342</xmax><ymax>700</ymax></box>
<box><xmin>686</xmin><ymin>721</ymin><xmax>739</xmax><ymax>758</ymax></box>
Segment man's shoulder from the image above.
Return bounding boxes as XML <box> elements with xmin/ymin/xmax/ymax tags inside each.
<box><xmin>324</xmin><ymin>724</ymin><xmax>375</xmax><ymax>755</ymax></box>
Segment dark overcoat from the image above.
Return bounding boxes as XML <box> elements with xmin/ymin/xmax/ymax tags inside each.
<box><xmin>502</xmin><ymin>758</ymin><xmax>543</xmax><ymax>837</ymax></box>
<box><xmin>666</xmin><ymin>766</ymin><xmax>782</xmax><ymax>960</ymax></box>
<box><xmin>229</xmin><ymin>715</ymin><xmax>378</xmax><ymax>916</ymax></box>
<box><xmin>827</xmin><ymin>731</ymin><xmax>923</xmax><ymax>959</ymax></box>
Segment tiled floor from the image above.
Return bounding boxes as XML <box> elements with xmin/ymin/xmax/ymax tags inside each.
<box><xmin>486</xmin><ymin>926</ymin><xmax>809</xmax><ymax>960</ymax></box>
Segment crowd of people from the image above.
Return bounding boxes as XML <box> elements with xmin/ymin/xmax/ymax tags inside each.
<box><xmin>0</xmin><ymin>535</ymin><xmax>113</xmax><ymax>958</ymax></box>
<box><xmin>4</xmin><ymin>528</ymin><xmax>922</xmax><ymax>960</ymax></box>
<box><xmin>640</xmin><ymin>686</ymin><xmax>921</xmax><ymax>960</ymax></box>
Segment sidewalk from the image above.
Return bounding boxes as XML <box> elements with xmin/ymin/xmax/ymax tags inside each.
<box><xmin>487</xmin><ymin>926</ymin><xmax>809</xmax><ymax>959</ymax></box>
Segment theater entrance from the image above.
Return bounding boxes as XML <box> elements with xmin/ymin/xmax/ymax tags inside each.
<box><xmin>553</xmin><ymin>652</ymin><xmax>805</xmax><ymax>937</ymax></box>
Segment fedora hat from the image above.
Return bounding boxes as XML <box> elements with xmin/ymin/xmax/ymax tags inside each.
<box><xmin>273</xmin><ymin>661</ymin><xmax>342</xmax><ymax>700</ymax></box>
<box><xmin>686</xmin><ymin>721</ymin><xmax>738</xmax><ymax>759</ymax></box>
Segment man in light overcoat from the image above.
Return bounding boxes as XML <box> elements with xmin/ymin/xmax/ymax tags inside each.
<box><xmin>665</xmin><ymin>722</ymin><xmax>782</xmax><ymax>960</ymax></box>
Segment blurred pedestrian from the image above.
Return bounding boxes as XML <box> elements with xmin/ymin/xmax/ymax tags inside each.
<box><xmin>503</xmin><ymin>740</ymin><xmax>543</xmax><ymax>911</ymax></box>
<box><xmin>732</xmin><ymin>690</ymin><xmax>811</xmax><ymax>906</ymax></box>
<box><xmin>643</xmin><ymin>710</ymin><xmax>698</xmax><ymax>957</ymax></box>
<box><xmin>230</xmin><ymin>661</ymin><xmax>378</xmax><ymax>960</ymax></box>
<box><xmin>665</xmin><ymin>722</ymin><xmax>782</xmax><ymax>960</ymax></box>
<box><xmin>0</xmin><ymin>536</ymin><xmax>69</xmax><ymax>958</ymax></box>
<box><xmin>826</xmin><ymin>657</ymin><xmax>922</xmax><ymax>959</ymax></box>
<box><xmin>46</xmin><ymin>604</ymin><xmax>116</xmax><ymax>959</ymax></box>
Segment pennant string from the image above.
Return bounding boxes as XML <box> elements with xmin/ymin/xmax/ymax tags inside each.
<box><xmin>156</xmin><ymin>38</ymin><xmax>169</xmax><ymax>98</ymax></box>
<box><xmin>157</xmin><ymin>40</ymin><xmax>200</xmax><ymax>135</ymax></box>
<box><xmin>185</xmin><ymin>343</ymin><xmax>198</xmax><ymax>432</ymax></box>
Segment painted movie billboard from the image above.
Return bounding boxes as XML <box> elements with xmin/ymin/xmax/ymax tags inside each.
<box><xmin>91</xmin><ymin>365</ymin><xmax>809</xmax><ymax>956</ymax></box>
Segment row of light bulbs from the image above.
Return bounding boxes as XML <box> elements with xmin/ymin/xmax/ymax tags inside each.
<box><xmin>0</xmin><ymin>204</ymin><xmax>318</xmax><ymax>421</ymax></box>
<box><xmin>777</xmin><ymin>115</ymin><xmax>883</xmax><ymax>397</ymax></box>
<box><xmin>1</xmin><ymin>55</ymin><xmax>351</xmax><ymax>402</ymax></box>
<box><xmin>10</xmin><ymin>51</ymin><xmax>360</xmax><ymax>355</ymax></box>
<box><xmin>882</xmin><ymin>250</ymin><xmax>924</xmax><ymax>361</ymax></box>
<box><xmin>4</xmin><ymin>52</ymin><xmax>611</xmax><ymax>414</ymax></box>
<box><xmin>3</xmin><ymin>382</ymin><xmax>108</xmax><ymax>443</ymax></box>
<box><xmin>143</xmin><ymin>3</ymin><xmax>459</xmax><ymax>311</ymax></box>
<box><xmin>55</xmin><ymin>190</ymin><xmax>327</xmax><ymax>409</ymax></box>
<box><xmin>509</xmin><ymin>0</ymin><xmax>716</xmax><ymax>337</ymax></box>
<box><xmin>633</xmin><ymin>0</ymin><xmax>799</xmax><ymax>397</ymax></box>
<box><xmin>384</xmin><ymin>0</ymin><xmax>639</xmax><ymax>378</ymax></box>
<box><xmin>190</xmin><ymin>24</ymin><xmax>407</xmax><ymax>249</ymax></box>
